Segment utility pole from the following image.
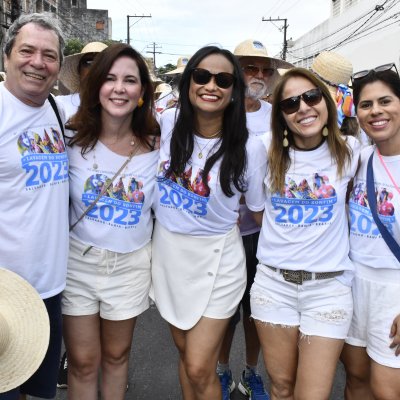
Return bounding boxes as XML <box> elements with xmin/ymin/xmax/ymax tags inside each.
<box><xmin>262</xmin><ymin>17</ymin><xmax>288</xmax><ymax>60</ymax></box>
<box><xmin>146</xmin><ymin>42</ymin><xmax>161</xmax><ymax>68</ymax></box>
<box><xmin>126</xmin><ymin>14</ymin><xmax>151</xmax><ymax>46</ymax></box>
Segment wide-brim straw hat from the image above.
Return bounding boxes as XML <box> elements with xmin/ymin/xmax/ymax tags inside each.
<box><xmin>311</xmin><ymin>51</ymin><xmax>353</xmax><ymax>96</ymax></box>
<box><xmin>164</xmin><ymin>56</ymin><xmax>190</xmax><ymax>75</ymax></box>
<box><xmin>234</xmin><ymin>39</ymin><xmax>294</xmax><ymax>92</ymax></box>
<box><xmin>155</xmin><ymin>83</ymin><xmax>172</xmax><ymax>94</ymax></box>
<box><xmin>60</xmin><ymin>42</ymin><xmax>108</xmax><ymax>92</ymax></box>
<box><xmin>0</xmin><ymin>268</ymin><xmax>50</xmax><ymax>393</ymax></box>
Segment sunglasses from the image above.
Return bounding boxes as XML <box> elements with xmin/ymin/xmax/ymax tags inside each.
<box><xmin>242</xmin><ymin>65</ymin><xmax>275</xmax><ymax>78</ymax></box>
<box><xmin>191</xmin><ymin>68</ymin><xmax>235</xmax><ymax>89</ymax></box>
<box><xmin>351</xmin><ymin>63</ymin><xmax>398</xmax><ymax>83</ymax></box>
<box><xmin>279</xmin><ymin>88</ymin><xmax>323</xmax><ymax>115</ymax></box>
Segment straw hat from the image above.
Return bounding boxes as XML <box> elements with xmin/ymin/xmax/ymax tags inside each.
<box><xmin>234</xmin><ymin>39</ymin><xmax>293</xmax><ymax>70</ymax></box>
<box><xmin>164</xmin><ymin>56</ymin><xmax>190</xmax><ymax>75</ymax></box>
<box><xmin>155</xmin><ymin>83</ymin><xmax>172</xmax><ymax>94</ymax></box>
<box><xmin>0</xmin><ymin>268</ymin><xmax>50</xmax><ymax>392</ymax></box>
<box><xmin>311</xmin><ymin>51</ymin><xmax>353</xmax><ymax>95</ymax></box>
<box><xmin>60</xmin><ymin>42</ymin><xmax>108</xmax><ymax>92</ymax></box>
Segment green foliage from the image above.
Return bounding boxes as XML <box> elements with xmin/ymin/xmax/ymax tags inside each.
<box><xmin>157</xmin><ymin>63</ymin><xmax>176</xmax><ymax>75</ymax></box>
<box><xmin>64</xmin><ymin>39</ymin><xmax>84</xmax><ymax>56</ymax></box>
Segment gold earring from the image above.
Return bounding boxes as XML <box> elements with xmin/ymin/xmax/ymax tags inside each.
<box><xmin>137</xmin><ymin>97</ymin><xmax>144</xmax><ymax>108</ymax></box>
<box><xmin>283</xmin><ymin>129</ymin><xmax>289</xmax><ymax>147</ymax></box>
<box><xmin>322</xmin><ymin>126</ymin><xmax>328</xmax><ymax>137</ymax></box>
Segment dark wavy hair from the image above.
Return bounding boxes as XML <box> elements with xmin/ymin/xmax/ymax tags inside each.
<box><xmin>68</xmin><ymin>43</ymin><xmax>159</xmax><ymax>154</ymax></box>
<box><xmin>166</xmin><ymin>46</ymin><xmax>248</xmax><ymax>197</ymax></box>
<box><xmin>269</xmin><ymin>67</ymin><xmax>352</xmax><ymax>193</ymax></box>
<box><xmin>353</xmin><ymin>69</ymin><xmax>400</xmax><ymax>109</ymax></box>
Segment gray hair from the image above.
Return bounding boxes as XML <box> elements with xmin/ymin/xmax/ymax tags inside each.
<box><xmin>4</xmin><ymin>13</ymin><xmax>65</xmax><ymax>65</ymax></box>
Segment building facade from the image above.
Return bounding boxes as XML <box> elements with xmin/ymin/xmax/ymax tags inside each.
<box><xmin>0</xmin><ymin>0</ymin><xmax>111</xmax><ymax>70</ymax></box>
<box><xmin>286</xmin><ymin>0</ymin><xmax>400</xmax><ymax>71</ymax></box>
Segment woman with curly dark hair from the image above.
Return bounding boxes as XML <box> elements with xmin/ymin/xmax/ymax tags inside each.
<box><xmin>152</xmin><ymin>46</ymin><xmax>267</xmax><ymax>399</ymax></box>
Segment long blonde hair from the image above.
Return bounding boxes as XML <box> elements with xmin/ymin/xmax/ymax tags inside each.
<box><xmin>269</xmin><ymin>67</ymin><xmax>352</xmax><ymax>193</ymax></box>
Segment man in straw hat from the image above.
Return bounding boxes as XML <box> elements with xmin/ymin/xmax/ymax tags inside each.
<box><xmin>58</xmin><ymin>41</ymin><xmax>108</xmax><ymax>119</ymax></box>
<box><xmin>0</xmin><ymin>12</ymin><xmax>69</xmax><ymax>400</ymax></box>
<box><xmin>0</xmin><ymin>268</ymin><xmax>50</xmax><ymax>395</ymax></box>
<box><xmin>216</xmin><ymin>39</ymin><xmax>292</xmax><ymax>400</ymax></box>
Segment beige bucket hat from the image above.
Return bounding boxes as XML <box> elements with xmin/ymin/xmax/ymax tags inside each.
<box><xmin>60</xmin><ymin>42</ymin><xmax>108</xmax><ymax>92</ymax></box>
<box><xmin>311</xmin><ymin>51</ymin><xmax>353</xmax><ymax>96</ymax></box>
<box><xmin>164</xmin><ymin>56</ymin><xmax>190</xmax><ymax>75</ymax></box>
<box><xmin>234</xmin><ymin>39</ymin><xmax>293</xmax><ymax>70</ymax></box>
<box><xmin>0</xmin><ymin>268</ymin><xmax>50</xmax><ymax>392</ymax></box>
<box><xmin>155</xmin><ymin>83</ymin><xmax>172</xmax><ymax>94</ymax></box>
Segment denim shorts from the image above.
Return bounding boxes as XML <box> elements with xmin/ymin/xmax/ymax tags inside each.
<box><xmin>346</xmin><ymin>264</ymin><xmax>400</xmax><ymax>368</ymax></box>
<box><xmin>0</xmin><ymin>294</ymin><xmax>62</xmax><ymax>400</ymax></box>
<box><xmin>250</xmin><ymin>264</ymin><xmax>353</xmax><ymax>339</ymax></box>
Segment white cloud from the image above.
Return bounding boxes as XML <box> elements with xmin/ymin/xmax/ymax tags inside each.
<box><xmin>87</xmin><ymin>0</ymin><xmax>330</xmax><ymax>67</ymax></box>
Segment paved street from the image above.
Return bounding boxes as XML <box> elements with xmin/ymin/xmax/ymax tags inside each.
<box><xmin>52</xmin><ymin>304</ymin><xmax>346</xmax><ymax>400</ymax></box>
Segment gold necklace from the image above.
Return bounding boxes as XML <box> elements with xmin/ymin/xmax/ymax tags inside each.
<box><xmin>195</xmin><ymin>128</ymin><xmax>222</xmax><ymax>139</ymax></box>
<box><xmin>194</xmin><ymin>136</ymin><xmax>217</xmax><ymax>159</ymax></box>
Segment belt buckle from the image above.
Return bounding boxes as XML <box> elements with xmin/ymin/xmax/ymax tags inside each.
<box><xmin>282</xmin><ymin>270</ymin><xmax>303</xmax><ymax>285</ymax></box>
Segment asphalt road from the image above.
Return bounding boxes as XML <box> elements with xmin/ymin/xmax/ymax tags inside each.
<box><xmin>48</xmin><ymin>304</ymin><xmax>346</xmax><ymax>400</ymax></box>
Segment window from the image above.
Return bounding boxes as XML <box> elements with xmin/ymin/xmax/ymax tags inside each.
<box><xmin>72</xmin><ymin>0</ymin><xmax>77</xmax><ymax>6</ymax></box>
<box><xmin>96</xmin><ymin>20</ymin><xmax>105</xmax><ymax>30</ymax></box>
<box><xmin>332</xmin><ymin>0</ymin><xmax>341</xmax><ymax>17</ymax></box>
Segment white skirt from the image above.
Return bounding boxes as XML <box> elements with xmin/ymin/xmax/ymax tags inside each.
<box><xmin>151</xmin><ymin>222</ymin><xmax>246</xmax><ymax>330</ymax></box>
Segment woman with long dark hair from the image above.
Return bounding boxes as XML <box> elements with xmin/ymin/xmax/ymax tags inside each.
<box><xmin>63</xmin><ymin>43</ymin><xmax>159</xmax><ymax>400</ymax></box>
<box><xmin>151</xmin><ymin>46</ymin><xmax>267</xmax><ymax>399</ymax></box>
<box><xmin>342</xmin><ymin>64</ymin><xmax>400</xmax><ymax>400</ymax></box>
<box><xmin>251</xmin><ymin>67</ymin><xmax>360</xmax><ymax>399</ymax></box>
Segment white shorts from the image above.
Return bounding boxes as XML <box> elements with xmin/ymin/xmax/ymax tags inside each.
<box><xmin>62</xmin><ymin>237</ymin><xmax>151</xmax><ymax>320</ymax></box>
<box><xmin>151</xmin><ymin>222</ymin><xmax>246</xmax><ymax>330</ymax></box>
<box><xmin>251</xmin><ymin>264</ymin><xmax>353</xmax><ymax>339</ymax></box>
<box><xmin>346</xmin><ymin>264</ymin><xmax>400</xmax><ymax>368</ymax></box>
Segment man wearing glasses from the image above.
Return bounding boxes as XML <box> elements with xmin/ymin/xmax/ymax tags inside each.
<box><xmin>217</xmin><ymin>39</ymin><xmax>292</xmax><ymax>400</ymax></box>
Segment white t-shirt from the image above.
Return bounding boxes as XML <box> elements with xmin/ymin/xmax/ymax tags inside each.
<box><xmin>0</xmin><ymin>83</ymin><xmax>69</xmax><ymax>298</ymax></box>
<box><xmin>240</xmin><ymin>100</ymin><xmax>271</xmax><ymax>236</ymax></box>
<box><xmin>349</xmin><ymin>146</ymin><xmax>400</xmax><ymax>270</ymax></box>
<box><xmin>57</xmin><ymin>93</ymin><xmax>80</xmax><ymax>121</ymax></box>
<box><xmin>153</xmin><ymin>127</ymin><xmax>267</xmax><ymax>236</ymax></box>
<box><xmin>68</xmin><ymin>137</ymin><xmax>159</xmax><ymax>253</ymax></box>
<box><xmin>257</xmin><ymin>136</ymin><xmax>360</xmax><ymax>283</ymax></box>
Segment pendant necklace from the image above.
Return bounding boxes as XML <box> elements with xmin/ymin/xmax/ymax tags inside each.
<box><xmin>193</xmin><ymin>129</ymin><xmax>222</xmax><ymax>159</ymax></box>
<box><xmin>377</xmin><ymin>148</ymin><xmax>400</xmax><ymax>195</ymax></box>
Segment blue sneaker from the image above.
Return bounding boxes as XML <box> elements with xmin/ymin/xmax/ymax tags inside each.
<box><xmin>218</xmin><ymin>369</ymin><xmax>235</xmax><ymax>400</ymax></box>
<box><xmin>238</xmin><ymin>369</ymin><xmax>270</xmax><ymax>400</ymax></box>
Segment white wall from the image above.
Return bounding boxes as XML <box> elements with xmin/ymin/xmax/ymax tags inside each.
<box><xmin>287</xmin><ymin>0</ymin><xmax>400</xmax><ymax>72</ymax></box>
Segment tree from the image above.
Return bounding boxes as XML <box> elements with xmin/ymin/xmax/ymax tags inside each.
<box><xmin>64</xmin><ymin>39</ymin><xmax>84</xmax><ymax>56</ymax></box>
<box><xmin>157</xmin><ymin>63</ymin><xmax>176</xmax><ymax>76</ymax></box>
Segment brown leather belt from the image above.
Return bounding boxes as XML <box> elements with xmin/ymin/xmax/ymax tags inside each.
<box><xmin>265</xmin><ymin>265</ymin><xmax>344</xmax><ymax>285</ymax></box>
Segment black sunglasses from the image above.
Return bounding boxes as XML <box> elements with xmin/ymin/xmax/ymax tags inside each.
<box><xmin>279</xmin><ymin>88</ymin><xmax>323</xmax><ymax>115</ymax></box>
<box><xmin>191</xmin><ymin>68</ymin><xmax>235</xmax><ymax>89</ymax></box>
<box><xmin>351</xmin><ymin>63</ymin><xmax>399</xmax><ymax>84</ymax></box>
<box><xmin>242</xmin><ymin>65</ymin><xmax>275</xmax><ymax>78</ymax></box>
<box><xmin>79</xmin><ymin>58</ymin><xmax>94</xmax><ymax>69</ymax></box>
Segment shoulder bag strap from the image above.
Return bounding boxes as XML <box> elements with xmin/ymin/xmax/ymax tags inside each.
<box><xmin>366</xmin><ymin>152</ymin><xmax>400</xmax><ymax>262</ymax></box>
<box><xmin>69</xmin><ymin>147</ymin><xmax>137</xmax><ymax>232</ymax></box>
<box><xmin>47</xmin><ymin>94</ymin><xmax>65</xmax><ymax>137</ymax></box>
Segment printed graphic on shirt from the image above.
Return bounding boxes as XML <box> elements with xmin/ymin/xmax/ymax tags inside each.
<box><xmin>156</xmin><ymin>160</ymin><xmax>211</xmax><ymax>217</ymax></box>
<box><xmin>18</xmin><ymin>126</ymin><xmax>68</xmax><ymax>190</ymax></box>
<box><xmin>272</xmin><ymin>173</ymin><xmax>337</xmax><ymax>227</ymax></box>
<box><xmin>81</xmin><ymin>173</ymin><xmax>145</xmax><ymax>228</ymax></box>
<box><xmin>349</xmin><ymin>182</ymin><xmax>396</xmax><ymax>237</ymax></box>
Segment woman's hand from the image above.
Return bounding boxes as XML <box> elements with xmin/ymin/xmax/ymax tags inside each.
<box><xmin>389</xmin><ymin>314</ymin><xmax>400</xmax><ymax>356</ymax></box>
